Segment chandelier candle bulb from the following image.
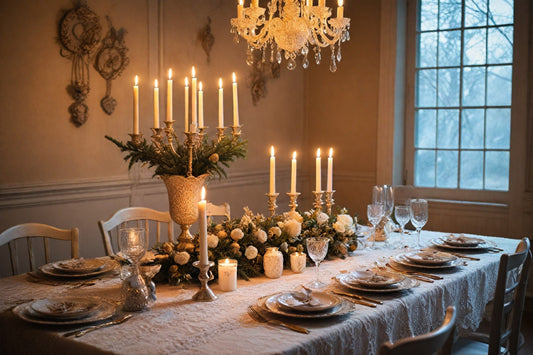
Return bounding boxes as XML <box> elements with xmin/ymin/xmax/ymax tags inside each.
<box><xmin>218</xmin><ymin>78</ymin><xmax>224</xmax><ymax>128</ymax></box>
<box><xmin>218</xmin><ymin>259</ymin><xmax>237</xmax><ymax>291</ymax></box>
<box><xmin>319</xmin><ymin>0</ymin><xmax>325</xmax><ymax>7</ymax></box>
<box><xmin>237</xmin><ymin>0</ymin><xmax>243</xmax><ymax>19</ymax></box>
<box><xmin>316</xmin><ymin>148</ymin><xmax>322</xmax><ymax>192</ymax></box>
<box><xmin>232</xmin><ymin>73</ymin><xmax>239</xmax><ymax>127</ymax></box>
<box><xmin>167</xmin><ymin>69</ymin><xmax>173</xmax><ymax>122</ymax></box>
<box><xmin>192</xmin><ymin>67</ymin><xmax>197</xmax><ymax>128</ymax></box>
<box><xmin>153</xmin><ymin>80</ymin><xmax>159</xmax><ymax>129</ymax></box>
<box><xmin>184</xmin><ymin>77</ymin><xmax>189</xmax><ymax>132</ymax></box>
<box><xmin>337</xmin><ymin>0</ymin><xmax>344</xmax><ymax>18</ymax></box>
<box><xmin>133</xmin><ymin>76</ymin><xmax>139</xmax><ymax>134</ymax></box>
<box><xmin>270</xmin><ymin>146</ymin><xmax>276</xmax><ymax>194</ymax></box>
<box><xmin>327</xmin><ymin>148</ymin><xmax>333</xmax><ymax>192</ymax></box>
<box><xmin>290</xmin><ymin>252</ymin><xmax>307</xmax><ymax>273</ymax></box>
<box><xmin>198</xmin><ymin>187</ymin><xmax>208</xmax><ymax>266</ymax></box>
<box><xmin>198</xmin><ymin>82</ymin><xmax>204</xmax><ymax>128</ymax></box>
<box><xmin>251</xmin><ymin>0</ymin><xmax>258</xmax><ymax>7</ymax></box>
<box><xmin>291</xmin><ymin>151</ymin><xmax>297</xmax><ymax>194</ymax></box>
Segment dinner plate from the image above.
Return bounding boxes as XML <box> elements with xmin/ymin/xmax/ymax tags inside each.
<box><xmin>276</xmin><ymin>292</ymin><xmax>342</xmax><ymax>313</ymax></box>
<box><xmin>30</xmin><ymin>297</ymin><xmax>101</xmax><ymax>320</ymax></box>
<box><xmin>336</xmin><ymin>273</ymin><xmax>419</xmax><ymax>293</ymax></box>
<box><xmin>40</xmin><ymin>260</ymin><xmax>115</xmax><ymax>279</ymax></box>
<box><xmin>403</xmin><ymin>251</ymin><xmax>457</xmax><ymax>266</ymax></box>
<box><xmin>391</xmin><ymin>254</ymin><xmax>463</xmax><ymax>270</ymax></box>
<box><xmin>52</xmin><ymin>258</ymin><xmax>106</xmax><ymax>274</ymax></box>
<box><xmin>442</xmin><ymin>234</ymin><xmax>485</xmax><ymax>247</ymax></box>
<box><xmin>430</xmin><ymin>238</ymin><xmax>496</xmax><ymax>251</ymax></box>
<box><xmin>259</xmin><ymin>294</ymin><xmax>354</xmax><ymax>319</ymax></box>
<box><xmin>13</xmin><ymin>299</ymin><xmax>116</xmax><ymax>326</ymax></box>
<box><xmin>342</xmin><ymin>270</ymin><xmax>406</xmax><ymax>288</ymax></box>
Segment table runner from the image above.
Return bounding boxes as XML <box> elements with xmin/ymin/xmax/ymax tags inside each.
<box><xmin>0</xmin><ymin>232</ymin><xmax>519</xmax><ymax>355</ymax></box>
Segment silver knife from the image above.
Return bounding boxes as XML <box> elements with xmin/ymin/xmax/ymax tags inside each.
<box><xmin>63</xmin><ymin>314</ymin><xmax>132</xmax><ymax>337</ymax></box>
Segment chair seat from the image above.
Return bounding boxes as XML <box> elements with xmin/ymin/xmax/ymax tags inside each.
<box><xmin>452</xmin><ymin>337</ymin><xmax>508</xmax><ymax>355</ymax></box>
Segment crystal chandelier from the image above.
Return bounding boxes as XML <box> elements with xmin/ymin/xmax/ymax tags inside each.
<box><xmin>230</xmin><ymin>0</ymin><xmax>351</xmax><ymax>72</ymax></box>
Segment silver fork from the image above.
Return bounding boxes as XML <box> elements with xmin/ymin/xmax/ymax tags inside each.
<box><xmin>247</xmin><ymin>305</ymin><xmax>309</xmax><ymax>334</ymax></box>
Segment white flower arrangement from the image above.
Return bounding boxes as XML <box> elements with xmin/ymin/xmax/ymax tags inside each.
<box><xmin>245</xmin><ymin>245</ymin><xmax>258</xmax><ymax>259</ymax></box>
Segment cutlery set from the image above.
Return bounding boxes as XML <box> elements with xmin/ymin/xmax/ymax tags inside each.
<box><xmin>247</xmin><ymin>305</ymin><xmax>309</xmax><ymax>334</ymax></box>
<box><xmin>63</xmin><ymin>313</ymin><xmax>133</xmax><ymax>337</ymax></box>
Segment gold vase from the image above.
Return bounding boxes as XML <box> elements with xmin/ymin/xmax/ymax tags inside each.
<box><xmin>161</xmin><ymin>174</ymin><xmax>209</xmax><ymax>252</ymax></box>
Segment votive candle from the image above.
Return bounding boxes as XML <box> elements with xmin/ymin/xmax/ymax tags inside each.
<box><xmin>290</xmin><ymin>252</ymin><xmax>306</xmax><ymax>273</ymax></box>
<box><xmin>218</xmin><ymin>258</ymin><xmax>237</xmax><ymax>291</ymax></box>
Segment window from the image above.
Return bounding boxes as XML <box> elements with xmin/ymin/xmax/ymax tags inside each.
<box><xmin>412</xmin><ymin>0</ymin><xmax>513</xmax><ymax>191</ymax></box>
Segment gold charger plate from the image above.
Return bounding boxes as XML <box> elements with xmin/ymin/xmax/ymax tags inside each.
<box><xmin>30</xmin><ymin>297</ymin><xmax>101</xmax><ymax>320</ymax></box>
<box><xmin>336</xmin><ymin>273</ymin><xmax>419</xmax><ymax>293</ymax></box>
<box><xmin>259</xmin><ymin>293</ymin><xmax>354</xmax><ymax>319</ymax></box>
<box><xmin>403</xmin><ymin>251</ymin><xmax>457</xmax><ymax>266</ymax></box>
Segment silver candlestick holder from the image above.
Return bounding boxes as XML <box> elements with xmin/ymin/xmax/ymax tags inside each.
<box><xmin>287</xmin><ymin>192</ymin><xmax>300</xmax><ymax>212</ymax></box>
<box><xmin>312</xmin><ymin>190</ymin><xmax>324</xmax><ymax>212</ymax></box>
<box><xmin>325</xmin><ymin>190</ymin><xmax>335</xmax><ymax>215</ymax></box>
<box><xmin>192</xmin><ymin>261</ymin><xmax>217</xmax><ymax>302</ymax></box>
<box><xmin>128</xmin><ymin>133</ymin><xmax>143</xmax><ymax>146</ymax></box>
<box><xmin>266</xmin><ymin>192</ymin><xmax>279</xmax><ymax>216</ymax></box>
<box><xmin>216</xmin><ymin>127</ymin><xmax>226</xmax><ymax>142</ymax></box>
<box><xmin>231</xmin><ymin>125</ymin><xmax>242</xmax><ymax>140</ymax></box>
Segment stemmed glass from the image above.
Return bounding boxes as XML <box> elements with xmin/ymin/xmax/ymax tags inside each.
<box><xmin>119</xmin><ymin>227</ymin><xmax>149</xmax><ymax>311</ymax></box>
<box><xmin>119</xmin><ymin>227</ymin><xmax>147</xmax><ymax>267</ymax></box>
<box><xmin>367</xmin><ymin>203</ymin><xmax>384</xmax><ymax>249</ymax></box>
<box><xmin>394</xmin><ymin>205</ymin><xmax>411</xmax><ymax>243</ymax></box>
<box><xmin>373</xmin><ymin>185</ymin><xmax>394</xmax><ymax>219</ymax></box>
<box><xmin>306</xmin><ymin>237</ymin><xmax>329</xmax><ymax>288</ymax></box>
<box><xmin>410</xmin><ymin>199</ymin><xmax>428</xmax><ymax>248</ymax></box>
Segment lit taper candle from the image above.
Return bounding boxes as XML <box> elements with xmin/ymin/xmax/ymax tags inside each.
<box><xmin>291</xmin><ymin>151</ymin><xmax>297</xmax><ymax>194</ymax></box>
<box><xmin>153</xmin><ymin>79</ymin><xmax>159</xmax><ymax>128</ymax></box>
<box><xmin>316</xmin><ymin>148</ymin><xmax>321</xmax><ymax>192</ymax></box>
<box><xmin>184</xmin><ymin>77</ymin><xmax>189</xmax><ymax>132</ymax></box>
<box><xmin>191</xmin><ymin>67</ymin><xmax>197</xmax><ymax>130</ymax></box>
<box><xmin>133</xmin><ymin>75</ymin><xmax>139</xmax><ymax>134</ymax></box>
<box><xmin>337</xmin><ymin>0</ymin><xmax>344</xmax><ymax>18</ymax></box>
<box><xmin>218</xmin><ymin>78</ymin><xmax>224</xmax><ymax>128</ymax></box>
<box><xmin>167</xmin><ymin>69</ymin><xmax>173</xmax><ymax>122</ymax></box>
<box><xmin>198</xmin><ymin>81</ymin><xmax>204</xmax><ymax>128</ymax></box>
<box><xmin>327</xmin><ymin>148</ymin><xmax>333</xmax><ymax>192</ymax></box>
<box><xmin>198</xmin><ymin>187</ymin><xmax>208</xmax><ymax>265</ymax></box>
<box><xmin>270</xmin><ymin>146</ymin><xmax>276</xmax><ymax>194</ymax></box>
<box><xmin>232</xmin><ymin>72</ymin><xmax>239</xmax><ymax>127</ymax></box>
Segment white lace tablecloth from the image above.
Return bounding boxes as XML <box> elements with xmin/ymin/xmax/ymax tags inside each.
<box><xmin>0</xmin><ymin>232</ymin><xmax>520</xmax><ymax>355</ymax></box>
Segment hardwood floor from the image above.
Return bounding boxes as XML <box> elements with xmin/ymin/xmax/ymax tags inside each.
<box><xmin>518</xmin><ymin>298</ymin><xmax>533</xmax><ymax>355</ymax></box>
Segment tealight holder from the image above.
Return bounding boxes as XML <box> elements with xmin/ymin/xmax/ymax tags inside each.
<box><xmin>266</xmin><ymin>192</ymin><xmax>279</xmax><ymax>216</ymax></box>
<box><xmin>312</xmin><ymin>190</ymin><xmax>324</xmax><ymax>212</ymax></box>
<box><xmin>216</xmin><ymin>127</ymin><xmax>226</xmax><ymax>142</ymax></box>
<box><xmin>287</xmin><ymin>192</ymin><xmax>300</xmax><ymax>212</ymax></box>
<box><xmin>192</xmin><ymin>260</ymin><xmax>217</xmax><ymax>302</ymax></box>
<box><xmin>128</xmin><ymin>133</ymin><xmax>143</xmax><ymax>146</ymax></box>
<box><xmin>325</xmin><ymin>190</ymin><xmax>335</xmax><ymax>215</ymax></box>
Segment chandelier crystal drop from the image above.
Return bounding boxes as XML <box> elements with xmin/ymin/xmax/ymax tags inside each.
<box><xmin>230</xmin><ymin>0</ymin><xmax>350</xmax><ymax>72</ymax></box>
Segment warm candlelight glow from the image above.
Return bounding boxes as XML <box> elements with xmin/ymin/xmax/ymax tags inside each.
<box><xmin>232</xmin><ymin>72</ymin><xmax>236</xmax><ymax>83</ymax></box>
<box><xmin>201</xmin><ymin>186</ymin><xmax>206</xmax><ymax>200</ymax></box>
<box><xmin>199</xmin><ymin>82</ymin><xmax>203</xmax><ymax>91</ymax></box>
<box><xmin>317</xmin><ymin>148</ymin><xmax>321</xmax><ymax>158</ymax></box>
<box><xmin>219</xmin><ymin>78</ymin><xmax>223</xmax><ymax>88</ymax></box>
<box><xmin>270</xmin><ymin>146</ymin><xmax>275</xmax><ymax>157</ymax></box>
<box><xmin>293</xmin><ymin>151</ymin><xmax>297</xmax><ymax>159</ymax></box>
<box><xmin>185</xmin><ymin>77</ymin><xmax>189</xmax><ymax>86</ymax></box>
<box><xmin>168</xmin><ymin>69</ymin><xmax>172</xmax><ymax>79</ymax></box>
<box><xmin>134</xmin><ymin>75</ymin><xmax>138</xmax><ymax>85</ymax></box>
<box><xmin>238</xmin><ymin>0</ymin><xmax>243</xmax><ymax>5</ymax></box>
<box><xmin>192</xmin><ymin>66</ymin><xmax>196</xmax><ymax>77</ymax></box>
<box><xmin>338</xmin><ymin>0</ymin><xmax>344</xmax><ymax>6</ymax></box>
<box><xmin>329</xmin><ymin>148</ymin><xmax>333</xmax><ymax>158</ymax></box>
<box><xmin>154</xmin><ymin>79</ymin><xmax>158</xmax><ymax>88</ymax></box>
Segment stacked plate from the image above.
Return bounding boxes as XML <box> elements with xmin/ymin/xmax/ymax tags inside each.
<box><xmin>257</xmin><ymin>291</ymin><xmax>353</xmax><ymax>319</ymax></box>
<box><xmin>13</xmin><ymin>297</ymin><xmax>116</xmax><ymax>325</ymax></box>
<box><xmin>336</xmin><ymin>270</ymin><xmax>418</xmax><ymax>293</ymax></box>
<box><xmin>431</xmin><ymin>234</ymin><xmax>494</xmax><ymax>251</ymax></box>
<box><xmin>392</xmin><ymin>250</ymin><xmax>461</xmax><ymax>270</ymax></box>
<box><xmin>39</xmin><ymin>258</ymin><xmax>113</xmax><ymax>278</ymax></box>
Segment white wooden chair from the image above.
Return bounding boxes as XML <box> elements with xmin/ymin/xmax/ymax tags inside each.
<box><xmin>206</xmin><ymin>202</ymin><xmax>231</xmax><ymax>223</ymax></box>
<box><xmin>379</xmin><ymin>306</ymin><xmax>456</xmax><ymax>355</ymax></box>
<box><xmin>0</xmin><ymin>223</ymin><xmax>79</xmax><ymax>275</ymax></box>
<box><xmin>98</xmin><ymin>207</ymin><xmax>174</xmax><ymax>256</ymax></box>
<box><xmin>452</xmin><ymin>237</ymin><xmax>531</xmax><ymax>355</ymax></box>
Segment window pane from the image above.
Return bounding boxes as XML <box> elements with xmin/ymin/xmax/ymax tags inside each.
<box><xmin>418</xmin><ymin>32</ymin><xmax>438</xmax><ymax>68</ymax></box>
<box><xmin>415</xmin><ymin>109</ymin><xmax>437</xmax><ymax>148</ymax></box>
<box><xmin>439</xmin><ymin>0</ymin><xmax>462</xmax><ymax>30</ymax></box>
<box><xmin>416</xmin><ymin>69</ymin><xmax>437</xmax><ymax>107</ymax></box>
<box><xmin>485</xmin><ymin>151</ymin><xmax>509</xmax><ymax>190</ymax></box>
<box><xmin>438</xmin><ymin>68</ymin><xmax>460</xmax><ymax>107</ymax></box>
<box><xmin>463</xmin><ymin>29</ymin><xmax>486</xmax><ymax>65</ymax></box>
<box><xmin>461</xmin><ymin>109</ymin><xmax>485</xmax><ymax>149</ymax></box>
<box><xmin>488</xmin><ymin>26</ymin><xmax>513</xmax><ymax>64</ymax></box>
<box><xmin>420</xmin><ymin>0</ymin><xmax>439</xmax><ymax>31</ymax></box>
<box><xmin>486</xmin><ymin>108</ymin><xmax>510</xmax><ymax>149</ymax></box>
<box><xmin>415</xmin><ymin>150</ymin><xmax>436</xmax><ymax>187</ymax></box>
<box><xmin>487</xmin><ymin>65</ymin><xmax>512</xmax><ymax>106</ymax></box>
<box><xmin>462</xmin><ymin>67</ymin><xmax>486</xmax><ymax>106</ymax></box>
<box><xmin>438</xmin><ymin>30</ymin><xmax>461</xmax><ymax>67</ymax></box>
<box><xmin>436</xmin><ymin>150</ymin><xmax>458</xmax><ymax>188</ymax></box>
<box><xmin>489</xmin><ymin>0</ymin><xmax>514</xmax><ymax>25</ymax></box>
<box><xmin>437</xmin><ymin>109</ymin><xmax>459</xmax><ymax>148</ymax></box>
<box><xmin>460</xmin><ymin>151</ymin><xmax>484</xmax><ymax>189</ymax></box>
<box><xmin>465</xmin><ymin>0</ymin><xmax>487</xmax><ymax>27</ymax></box>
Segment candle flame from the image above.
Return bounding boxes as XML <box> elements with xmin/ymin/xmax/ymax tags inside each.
<box><xmin>201</xmin><ymin>186</ymin><xmax>206</xmax><ymax>200</ymax></box>
<box><xmin>270</xmin><ymin>146</ymin><xmax>275</xmax><ymax>157</ymax></box>
<box><xmin>134</xmin><ymin>75</ymin><xmax>138</xmax><ymax>86</ymax></box>
<box><xmin>338</xmin><ymin>0</ymin><xmax>344</xmax><ymax>6</ymax></box>
<box><xmin>239</xmin><ymin>0</ymin><xmax>243</xmax><ymax>5</ymax></box>
<box><xmin>292</xmin><ymin>151</ymin><xmax>297</xmax><ymax>159</ymax></box>
<box><xmin>232</xmin><ymin>72</ymin><xmax>236</xmax><ymax>83</ymax></box>
<box><xmin>317</xmin><ymin>148</ymin><xmax>321</xmax><ymax>158</ymax></box>
<box><xmin>168</xmin><ymin>69</ymin><xmax>172</xmax><ymax>79</ymax></box>
<box><xmin>199</xmin><ymin>81</ymin><xmax>203</xmax><ymax>91</ymax></box>
<box><xmin>154</xmin><ymin>79</ymin><xmax>158</xmax><ymax>88</ymax></box>
<box><xmin>329</xmin><ymin>148</ymin><xmax>333</xmax><ymax>158</ymax></box>
<box><xmin>219</xmin><ymin>78</ymin><xmax>223</xmax><ymax>88</ymax></box>
<box><xmin>192</xmin><ymin>66</ymin><xmax>196</xmax><ymax>78</ymax></box>
<box><xmin>185</xmin><ymin>77</ymin><xmax>189</xmax><ymax>86</ymax></box>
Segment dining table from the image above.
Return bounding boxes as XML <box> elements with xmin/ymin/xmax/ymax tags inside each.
<box><xmin>0</xmin><ymin>231</ymin><xmax>520</xmax><ymax>355</ymax></box>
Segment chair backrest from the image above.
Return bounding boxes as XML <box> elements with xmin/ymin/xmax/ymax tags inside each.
<box><xmin>206</xmin><ymin>202</ymin><xmax>231</xmax><ymax>223</ymax></box>
<box><xmin>378</xmin><ymin>306</ymin><xmax>456</xmax><ymax>355</ymax></box>
<box><xmin>487</xmin><ymin>237</ymin><xmax>531</xmax><ymax>355</ymax></box>
<box><xmin>0</xmin><ymin>223</ymin><xmax>79</xmax><ymax>275</ymax></box>
<box><xmin>98</xmin><ymin>207</ymin><xmax>174</xmax><ymax>256</ymax></box>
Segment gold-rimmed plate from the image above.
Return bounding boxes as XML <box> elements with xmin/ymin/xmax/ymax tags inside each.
<box><xmin>30</xmin><ymin>297</ymin><xmax>101</xmax><ymax>320</ymax></box>
<box><xmin>403</xmin><ymin>251</ymin><xmax>457</xmax><ymax>266</ymax></box>
<box><xmin>259</xmin><ymin>294</ymin><xmax>354</xmax><ymax>319</ymax></box>
<box><xmin>276</xmin><ymin>292</ymin><xmax>342</xmax><ymax>313</ymax></box>
<box><xmin>336</xmin><ymin>273</ymin><xmax>419</xmax><ymax>293</ymax></box>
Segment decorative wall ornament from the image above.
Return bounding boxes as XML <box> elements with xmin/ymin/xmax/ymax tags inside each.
<box><xmin>198</xmin><ymin>17</ymin><xmax>215</xmax><ymax>63</ymax></box>
<box><xmin>58</xmin><ymin>0</ymin><xmax>102</xmax><ymax>127</ymax></box>
<box><xmin>94</xmin><ymin>17</ymin><xmax>129</xmax><ymax>115</ymax></box>
<box><xmin>248</xmin><ymin>50</ymin><xmax>281</xmax><ymax>105</ymax></box>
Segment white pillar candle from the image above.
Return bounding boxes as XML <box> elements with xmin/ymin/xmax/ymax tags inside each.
<box><xmin>290</xmin><ymin>252</ymin><xmax>306</xmax><ymax>273</ymax></box>
<box><xmin>184</xmin><ymin>77</ymin><xmax>189</xmax><ymax>133</ymax></box>
<box><xmin>315</xmin><ymin>148</ymin><xmax>321</xmax><ymax>192</ymax></box>
<box><xmin>198</xmin><ymin>187</ymin><xmax>208</xmax><ymax>265</ymax></box>
<box><xmin>133</xmin><ymin>76</ymin><xmax>139</xmax><ymax>134</ymax></box>
<box><xmin>166</xmin><ymin>69</ymin><xmax>173</xmax><ymax>122</ymax></box>
<box><xmin>232</xmin><ymin>72</ymin><xmax>239</xmax><ymax>127</ymax></box>
<box><xmin>218</xmin><ymin>78</ymin><xmax>224</xmax><ymax>128</ymax></box>
<box><xmin>153</xmin><ymin>79</ymin><xmax>159</xmax><ymax>129</ymax></box>
<box><xmin>337</xmin><ymin>0</ymin><xmax>344</xmax><ymax>18</ymax></box>
<box><xmin>269</xmin><ymin>146</ymin><xmax>276</xmax><ymax>194</ymax></box>
<box><xmin>290</xmin><ymin>151</ymin><xmax>297</xmax><ymax>194</ymax></box>
<box><xmin>198</xmin><ymin>81</ymin><xmax>204</xmax><ymax>128</ymax></box>
<box><xmin>191</xmin><ymin>67</ymin><xmax>197</xmax><ymax>129</ymax></box>
<box><xmin>327</xmin><ymin>148</ymin><xmax>333</xmax><ymax>192</ymax></box>
<box><xmin>218</xmin><ymin>258</ymin><xmax>237</xmax><ymax>291</ymax></box>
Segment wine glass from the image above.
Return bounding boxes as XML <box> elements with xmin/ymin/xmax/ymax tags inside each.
<box><xmin>119</xmin><ymin>227</ymin><xmax>146</xmax><ymax>265</ymax></box>
<box><xmin>306</xmin><ymin>237</ymin><xmax>329</xmax><ymax>288</ymax></box>
<box><xmin>119</xmin><ymin>228</ymin><xmax>149</xmax><ymax>311</ymax></box>
<box><xmin>367</xmin><ymin>203</ymin><xmax>384</xmax><ymax>249</ymax></box>
<box><xmin>410</xmin><ymin>199</ymin><xmax>428</xmax><ymax>248</ymax></box>
<box><xmin>372</xmin><ymin>185</ymin><xmax>394</xmax><ymax>219</ymax></box>
<box><xmin>394</xmin><ymin>205</ymin><xmax>411</xmax><ymax>242</ymax></box>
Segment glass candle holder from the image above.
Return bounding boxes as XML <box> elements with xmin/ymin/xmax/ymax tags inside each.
<box><xmin>218</xmin><ymin>259</ymin><xmax>237</xmax><ymax>291</ymax></box>
<box><xmin>290</xmin><ymin>252</ymin><xmax>307</xmax><ymax>273</ymax></box>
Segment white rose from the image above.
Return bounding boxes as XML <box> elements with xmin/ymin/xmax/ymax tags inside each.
<box><xmin>336</xmin><ymin>214</ymin><xmax>354</xmax><ymax>227</ymax></box>
<box><xmin>174</xmin><ymin>251</ymin><xmax>190</xmax><ymax>265</ymax></box>
<box><xmin>207</xmin><ymin>233</ymin><xmax>219</xmax><ymax>248</ymax></box>
<box><xmin>245</xmin><ymin>245</ymin><xmax>258</xmax><ymax>259</ymax></box>
<box><xmin>217</xmin><ymin>230</ymin><xmax>228</xmax><ymax>239</ymax></box>
<box><xmin>284</xmin><ymin>211</ymin><xmax>304</xmax><ymax>223</ymax></box>
<box><xmin>268</xmin><ymin>226</ymin><xmax>282</xmax><ymax>237</ymax></box>
<box><xmin>231</xmin><ymin>228</ymin><xmax>244</xmax><ymax>241</ymax></box>
<box><xmin>333</xmin><ymin>221</ymin><xmax>346</xmax><ymax>234</ymax></box>
<box><xmin>316</xmin><ymin>212</ymin><xmax>329</xmax><ymax>225</ymax></box>
<box><xmin>283</xmin><ymin>219</ymin><xmax>302</xmax><ymax>238</ymax></box>
<box><xmin>254</xmin><ymin>229</ymin><xmax>268</xmax><ymax>243</ymax></box>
